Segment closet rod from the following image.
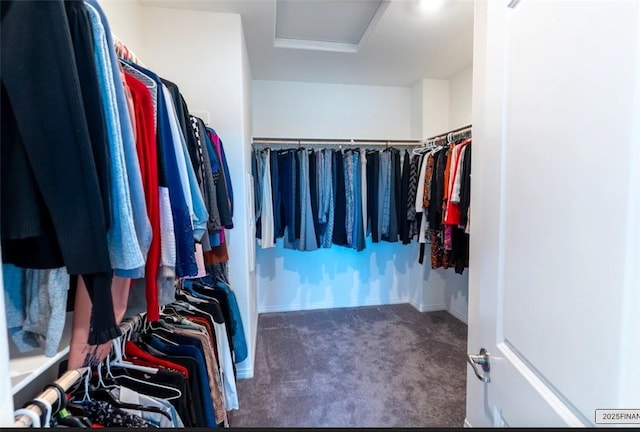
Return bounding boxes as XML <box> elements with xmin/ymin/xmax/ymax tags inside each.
<box><xmin>252</xmin><ymin>137</ymin><xmax>423</xmax><ymax>147</ymax></box>
<box><xmin>425</xmin><ymin>124</ymin><xmax>472</xmax><ymax>141</ymax></box>
<box><xmin>14</xmin><ymin>367</ymin><xmax>90</xmax><ymax>428</ymax></box>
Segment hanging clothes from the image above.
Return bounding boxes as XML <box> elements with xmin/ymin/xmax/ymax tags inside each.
<box><xmin>2</xmin><ymin>0</ymin><xmax>243</xmax><ymax>373</ymax></box>
<box><xmin>124</xmin><ymin>71</ymin><xmax>162</xmax><ymax>321</ymax></box>
<box><xmin>419</xmin><ymin>138</ymin><xmax>472</xmax><ymax>274</ymax></box>
<box><xmin>400</xmin><ymin>150</ymin><xmax>412</xmax><ymax>244</ymax></box>
<box><xmin>367</xmin><ymin>150</ymin><xmax>380</xmax><ymax>242</ymax></box>
<box><xmin>352</xmin><ymin>151</ymin><xmax>366</xmax><ymax>252</ymax></box>
<box><xmin>2</xmin><ymin>0</ymin><xmax>120</xmax><ymax>345</ymax></box>
<box><xmin>258</xmin><ymin>149</ymin><xmax>275</xmax><ymax>249</ymax></box>
<box><xmin>252</xmin><ymin>145</ymin><xmax>441</xmax><ymax>251</ymax></box>
<box><xmin>124</xmin><ymin>62</ymin><xmax>197</xmax><ymax>279</ymax></box>
<box><xmin>308</xmin><ymin>150</ymin><xmax>321</xmax><ymax>246</ymax></box>
<box><xmin>298</xmin><ymin>149</ymin><xmax>318</xmax><ymax>251</ymax></box>
<box><xmin>86</xmin><ymin>0</ymin><xmax>151</xmax><ymax>278</ymax></box>
<box><xmin>319</xmin><ymin>149</ymin><xmax>335</xmax><ymax>248</ymax></box>
<box><xmin>360</xmin><ymin>149</ymin><xmax>368</xmax><ymax>238</ymax></box>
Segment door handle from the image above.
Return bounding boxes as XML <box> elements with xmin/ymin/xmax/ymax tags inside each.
<box><xmin>467</xmin><ymin>348</ymin><xmax>491</xmax><ymax>383</ymax></box>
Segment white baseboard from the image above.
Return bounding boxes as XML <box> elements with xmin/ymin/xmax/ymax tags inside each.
<box><xmin>408</xmin><ymin>299</ymin><xmax>447</xmax><ymax>313</ymax></box>
<box><xmin>448</xmin><ymin>307</ymin><xmax>469</xmax><ymax>324</ymax></box>
<box><xmin>464</xmin><ymin>418</ymin><xmax>472</xmax><ymax>428</ymax></box>
<box><xmin>257</xmin><ymin>297</ymin><xmax>407</xmax><ymax>314</ymax></box>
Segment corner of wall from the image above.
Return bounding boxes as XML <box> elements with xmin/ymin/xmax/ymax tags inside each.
<box><xmin>449</xmin><ymin>64</ymin><xmax>474</xmax><ymax>130</ymax></box>
<box><xmin>421</xmin><ymin>78</ymin><xmax>450</xmax><ymax>138</ymax></box>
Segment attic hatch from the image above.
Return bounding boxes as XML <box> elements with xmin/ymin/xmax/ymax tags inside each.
<box><xmin>274</xmin><ymin>0</ymin><xmax>388</xmax><ymax>53</ymax></box>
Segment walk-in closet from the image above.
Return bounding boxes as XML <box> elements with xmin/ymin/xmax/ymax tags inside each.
<box><xmin>3</xmin><ymin>0</ymin><xmax>640</xmax><ymax>428</ymax></box>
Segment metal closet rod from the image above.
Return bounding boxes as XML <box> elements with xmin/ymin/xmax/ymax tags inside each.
<box><xmin>425</xmin><ymin>124</ymin><xmax>472</xmax><ymax>142</ymax></box>
<box><xmin>252</xmin><ymin>137</ymin><xmax>423</xmax><ymax>147</ymax></box>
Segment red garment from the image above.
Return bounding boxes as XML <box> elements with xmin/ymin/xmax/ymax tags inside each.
<box><xmin>443</xmin><ymin>141</ymin><xmax>470</xmax><ymax>226</ymax></box>
<box><xmin>124</xmin><ymin>72</ymin><xmax>161</xmax><ymax>321</ymax></box>
<box><xmin>124</xmin><ymin>340</ymin><xmax>189</xmax><ymax>378</ymax></box>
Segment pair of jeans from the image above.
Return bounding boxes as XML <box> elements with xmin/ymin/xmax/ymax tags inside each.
<box><xmin>270</xmin><ymin>150</ymin><xmax>284</xmax><ymax>239</ymax></box>
<box><xmin>366</xmin><ymin>151</ymin><xmax>380</xmax><ymax>242</ymax></box>
<box><xmin>352</xmin><ymin>151</ymin><xmax>365</xmax><ymax>251</ymax></box>
<box><xmin>387</xmin><ymin>148</ymin><xmax>400</xmax><ymax>242</ymax></box>
<box><xmin>298</xmin><ymin>149</ymin><xmax>318</xmax><ymax>251</ymax></box>
<box><xmin>320</xmin><ymin>150</ymin><xmax>335</xmax><ymax>248</ymax></box>
<box><xmin>277</xmin><ymin>150</ymin><xmax>296</xmax><ymax>244</ymax></box>
<box><xmin>332</xmin><ymin>151</ymin><xmax>348</xmax><ymax>246</ymax></box>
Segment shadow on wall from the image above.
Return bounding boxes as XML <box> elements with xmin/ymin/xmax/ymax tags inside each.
<box><xmin>423</xmin><ymin>262</ymin><xmax>469</xmax><ymax>314</ymax></box>
<box><xmin>255</xmin><ymin>239</ymin><xmax>421</xmax><ymax>309</ymax></box>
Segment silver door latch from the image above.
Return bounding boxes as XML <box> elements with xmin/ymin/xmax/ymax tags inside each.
<box><xmin>467</xmin><ymin>348</ymin><xmax>491</xmax><ymax>383</ymax></box>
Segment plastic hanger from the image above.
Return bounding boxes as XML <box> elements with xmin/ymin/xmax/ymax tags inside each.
<box><xmin>148</xmin><ymin>330</ymin><xmax>180</xmax><ymax>348</ymax></box>
<box><xmin>96</xmin><ymin>362</ymin><xmax>118</xmax><ymax>390</ymax></box>
<box><xmin>160</xmin><ymin>304</ymin><xmax>187</xmax><ymax>321</ymax></box>
<box><xmin>109</xmin><ymin>336</ymin><xmax>158</xmax><ymax>374</ymax></box>
<box><xmin>147</xmin><ymin>322</ymin><xmax>181</xmax><ymax>343</ymax></box>
<box><xmin>160</xmin><ymin>304</ymin><xmax>187</xmax><ymax>317</ymax></box>
<box><xmin>173</xmin><ymin>298</ymin><xmax>214</xmax><ymax>314</ymax></box>
<box><xmin>32</xmin><ymin>397</ymin><xmax>52</xmax><ymax>427</ymax></box>
<box><xmin>69</xmin><ymin>368</ymin><xmax>175</xmax><ymax>423</ymax></box>
<box><xmin>13</xmin><ymin>408</ymin><xmax>41</xmax><ymax>428</ymax></box>
<box><xmin>80</xmin><ymin>366</ymin><xmax>92</xmax><ymax>403</ymax></box>
<box><xmin>90</xmin><ymin>387</ymin><xmax>173</xmax><ymax>421</ymax></box>
<box><xmin>107</xmin><ymin>366</ymin><xmax>183</xmax><ymax>401</ymax></box>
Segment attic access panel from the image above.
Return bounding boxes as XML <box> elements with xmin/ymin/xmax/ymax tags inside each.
<box><xmin>275</xmin><ymin>0</ymin><xmax>387</xmax><ymax>53</ymax></box>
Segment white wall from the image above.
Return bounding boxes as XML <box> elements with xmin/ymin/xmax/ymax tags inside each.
<box><xmin>411</xmin><ymin>78</ymin><xmax>451</xmax><ymax>140</ymax></box>
<box><xmin>421</xmin><ymin>78</ymin><xmax>450</xmax><ymax>138</ymax></box>
<box><xmin>257</xmin><ymin>242</ymin><xmax>420</xmax><ymax>312</ymax></box>
<box><xmin>99</xmin><ymin>0</ymin><xmax>145</xmax><ymax>57</ymax></box>
<box><xmin>240</xmin><ymin>27</ymin><xmax>258</xmax><ymax>378</ymax></box>
<box><xmin>445</xmin><ymin>67</ymin><xmax>472</xmax><ymax>323</ymax></box>
<box><xmin>252</xmin><ymin>80</ymin><xmax>423</xmax><ymax>313</ymax></box>
<box><xmin>410</xmin><ymin>80</ymin><xmax>424</xmax><ymax>139</ymax></box>
<box><xmin>138</xmin><ymin>6</ymin><xmax>257</xmax><ymax>378</ymax></box>
<box><xmin>253</xmin><ymin>79</ymin><xmax>471</xmax><ymax>321</ymax></box>
<box><xmin>449</xmin><ymin>65</ymin><xmax>473</xmax><ymax>129</ymax></box>
<box><xmin>253</xmin><ymin>80</ymin><xmax>412</xmax><ymax>139</ymax></box>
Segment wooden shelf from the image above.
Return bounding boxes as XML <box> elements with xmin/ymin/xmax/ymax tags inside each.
<box><xmin>9</xmin><ymin>312</ymin><xmax>73</xmax><ymax>395</ymax></box>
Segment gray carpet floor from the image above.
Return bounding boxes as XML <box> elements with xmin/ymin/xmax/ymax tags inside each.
<box><xmin>228</xmin><ymin>304</ymin><xmax>468</xmax><ymax>428</ymax></box>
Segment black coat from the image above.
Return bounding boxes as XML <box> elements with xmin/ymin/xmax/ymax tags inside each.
<box><xmin>1</xmin><ymin>0</ymin><xmax>118</xmax><ymax>344</ymax></box>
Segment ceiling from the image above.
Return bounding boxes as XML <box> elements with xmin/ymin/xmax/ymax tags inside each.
<box><xmin>140</xmin><ymin>0</ymin><xmax>474</xmax><ymax>87</ymax></box>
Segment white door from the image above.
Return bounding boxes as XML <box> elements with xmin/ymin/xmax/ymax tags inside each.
<box><xmin>466</xmin><ymin>0</ymin><xmax>640</xmax><ymax>427</ymax></box>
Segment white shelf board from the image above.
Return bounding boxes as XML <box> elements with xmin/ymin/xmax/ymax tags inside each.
<box><xmin>9</xmin><ymin>312</ymin><xmax>73</xmax><ymax>395</ymax></box>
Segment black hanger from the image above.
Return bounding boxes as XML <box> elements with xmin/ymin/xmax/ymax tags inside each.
<box><xmin>54</xmin><ymin>405</ymin><xmax>93</xmax><ymax>429</ymax></box>
<box><xmin>61</xmin><ymin>403</ymin><xmax>93</xmax><ymax>427</ymax></box>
